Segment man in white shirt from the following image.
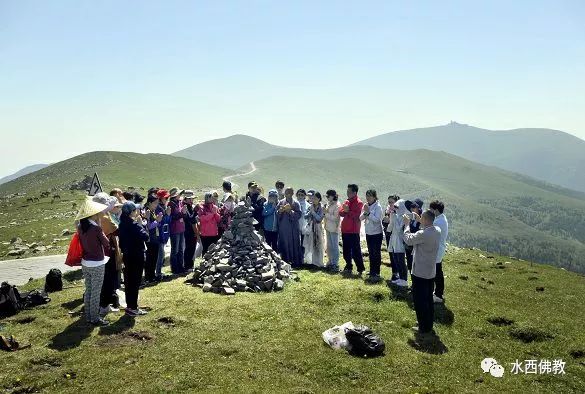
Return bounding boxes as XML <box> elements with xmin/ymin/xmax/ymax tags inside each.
<box><xmin>430</xmin><ymin>200</ymin><xmax>448</xmax><ymax>303</ymax></box>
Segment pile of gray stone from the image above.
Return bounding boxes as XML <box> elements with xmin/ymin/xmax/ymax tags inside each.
<box><xmin>192</xmin><ymin>202</ymin><xmax>291</xmax><ymax>295</ymax></box>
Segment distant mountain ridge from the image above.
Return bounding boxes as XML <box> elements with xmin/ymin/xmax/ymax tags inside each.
<box><xmin>352</xmin><ymin>122</ymin><xmax>585</xmax><ymax>192</ymax></box>
<box><xmin>0</xmin><ymin>164</ymin><xmax>48</xmax><ymax>185</ymax></box>
<box><xmin>173</xmin><ymin>123</ymin><xmax>585</xmax><ymax>192</ymax></box>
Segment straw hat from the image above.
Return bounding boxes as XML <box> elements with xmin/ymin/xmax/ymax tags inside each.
<box><xmin>76</xmin><ymin>198</ymin><xmax>109</xmax><ymax>220</ymax></box>
<box><xmin>169</xmin><ymin>187</ymin><xmax>183</xmax><ymax>198</ymax></box>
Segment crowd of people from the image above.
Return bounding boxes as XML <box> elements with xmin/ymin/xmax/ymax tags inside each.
<box><xmin>73</xmin><ymin>179</ymin><xmax>449</xmax><ymax>336</ymax></box>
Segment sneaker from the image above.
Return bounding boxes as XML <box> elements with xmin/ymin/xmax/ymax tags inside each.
<box><xmin>99</xmin><ymin>307</ymin><xmax>110</xmax><ymax>316</ymax></box>
<box><xmin>390</xmin><ymin>278</ymin><xmax>400</xmax><ymax>285</ymax></box>
<box><xmin>396</xmin><ymin>279</ymin><xmax>409</xmax><ymax>287</ymax></box>
<box><xmin>433</xmin><ymin>295</ymin><xmax>444</xmax><ymax>303</ymax></box>
<box><xmin>136</xmin><ymin>308</ymin><xmax>148</xmax><ymax>316</ymax></box>
<box><xmin>125</xmin><ymin>308</ymin><xmax>138</xmax><ymax>317</ymax></box>
<box><xmin>91</xmin><ymin>318</ymin><xmax>109</xmax><ymax>327</ymax></box>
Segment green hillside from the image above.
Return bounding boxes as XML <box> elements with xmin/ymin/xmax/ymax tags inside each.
<box><xmin>230</xmin><ymin>152</ymin><xmax>585</xmax><ymax>273</ymax></box>
<box><xmin>354</xmin><ymin>122</ymin><xmax>585</xmax><ymax>193</ymax></box>
<box><xmin>1</xmin><ymin>249</ymin><xmax>584</xmax><ymax>392</ymax></box>
<box><xmin>0</xmin><ymin>152</ymin><xmax>229</xmax><ymax>259</ymax></box>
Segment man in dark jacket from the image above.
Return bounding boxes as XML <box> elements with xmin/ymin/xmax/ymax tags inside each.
<box><xmin>246</xmin><ymin>182</ymin><xmax>266</xmax><ymax>232</ymax></box>
<box><xmin>182</xmin><ymin>190</ymin><xmax>198</xmax><ymax>271</ymax></box>
<box><xmin>118</xmin><ymin>202</ymin><xmax>150</xmax><ymax>317</ymax></box>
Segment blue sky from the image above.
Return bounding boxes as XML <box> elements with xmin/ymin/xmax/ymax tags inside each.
<box><xmin>1</xmin><ymin>0</ymin><xmax>584</xmax><ymax>177</ymax></box>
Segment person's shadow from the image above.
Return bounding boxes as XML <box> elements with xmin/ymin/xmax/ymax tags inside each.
<box><xmin>99</xmin><ymin>314</ymin><xmax>135</xmax><ymax>336</ymax></box>
<box><xmin>408</xmin><ymin>331</ymin><xmax>449</xmax><ymax>354</ymax></box>
<box><xmin>48</xmin><ymin>319</ymin><xmax>94</xmax><ymax>351</ymax></box>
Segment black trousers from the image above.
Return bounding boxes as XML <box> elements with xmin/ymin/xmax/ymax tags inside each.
<box><xmin>341</xmin><ymin>233</ymin><xmax>365</xmax><ymax>272</ymax></box>
<box><xmin>366</xmin><ymin>233</ymin><xmax>383</xmax><ymax>276</ymax></box>
<box><xmin>264</xmin><ymin>230</ymin><xmax>278</xmax><ymax>252</ymax></box>
<box><xmin>405</xmin><ymin>247</ymin><xmax>413</xmax><ymax>273</ymax></box>
<box><xmin>184</xmin><ymin>233</ymin><xmax>197</xmax><ymax>270</ymax></box>
<box><xmin>434</xmin><ymin>262</ymin><xmax>444</xmax><ymax>298</ymax></box>
<box><xmin>100</xmin><ymin>257</ymin><xmax>119</xmax><ymax>308</ymax></box>
<box><xmin>201</xmin><ymin>235</ymin><xmax>220</xmax><ymax>256</ymax></box>
<box><xmin>412</xmin><ymin>274</ymin><xmax>434</xmax><ymax>333</ymax></box>
<box><xmin>393</xmin><ymin>252</ymin><xmax>408</xmax><ymax>281</ymax></box>
<box><xmin>123</xmin><ymin>252</ymin><xmax>145</xmax><ymax>310</ymax></box>
<box><xmin>144</xmin><ymin>242</ymin><xmax>159</xmax><ymax>282</ymax></box>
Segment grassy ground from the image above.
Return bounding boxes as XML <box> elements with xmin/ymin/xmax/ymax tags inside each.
<box><xmin>1</xmin><ymin>248</ymin><xmax>584</xmax><ymax>393</ymax></box>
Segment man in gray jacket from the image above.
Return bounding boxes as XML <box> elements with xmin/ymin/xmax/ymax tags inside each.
<box><xmin>403</xmin><ymin>210</ymin><xmax>441</xmax><ymax>335</ymax></box>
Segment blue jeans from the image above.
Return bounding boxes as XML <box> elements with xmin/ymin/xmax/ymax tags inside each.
<box><xmin>326</xmin><ymin>231</ymin><xmax>339</xmax><ymax>268</ymax></box>
<box><xmin>156</xmin><ymin>241</ymin><xmax>166</xmax><ymax>277</ymax></box>
<box><xmin>170</xmin><ymin>233</ymin><xmax>185</xmax><ymax>274</ymax></box>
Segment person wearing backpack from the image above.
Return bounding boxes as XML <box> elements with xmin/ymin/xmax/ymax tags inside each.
<box><xmin>76</xmin><ymin>198</ymin><xmax>110</xmax><ymax>326</ymax></box>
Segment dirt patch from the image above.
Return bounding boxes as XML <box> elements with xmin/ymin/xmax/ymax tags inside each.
<box><xmin>157</xmin><ymin>316</ymin><xmax>176</xmax><ymax>328</ymax></box>
<box><xmin>509</xmin><ymin>326</ymin><xmax>554</xmax><ymax>343</ymax></box>
<box><xmin>99</xmin><ymin>330</ymin><xmax>154</xmax><ymax>346</ymax></box>
<box><xmin>14</xmin><ymin>316</ymin><xmax>36</xmax><ymax>324</ymax></box>
<box><xmin>528</xmin><ymin>276</ymin><xmax>538</xmax><ymax>281</ymax></box>
<box><xmin>487</xmin><ymin>316</ymin><xmax>515</xmax><ymax>326</ymax></box>
<box><xmin>536</xmin><ymin>286</ymin><xmax>545</xmax><ymax>292</ymax></box>
<box><xmin>458</xmin><ymin>275</ymin><xmax>468</xmax><ymax>281</ymax></box>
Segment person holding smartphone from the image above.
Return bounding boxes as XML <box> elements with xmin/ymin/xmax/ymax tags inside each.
<box><xmin>154</xmin><ymin>189</ymin><xmax>172</xmax><ymax>281</ymax></box>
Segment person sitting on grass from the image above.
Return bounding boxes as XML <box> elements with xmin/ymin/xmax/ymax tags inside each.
<box><xmin>76</xmin><ymin>198</ymin><xmax>110</xmax><ymax>326</ymax></box>
<box><xmin>118</xmin><ymin>201</ymin><xmax>150</xmax><ymax>317</ymax></box>
<box><xmin>361</xmin><ymin>189</ymin><xmax>384</xmax><ymax>282</ymax></box>
<box><xmin>402</xmin><ymin>210</ymin><xmax>440</xmax><ymax>337</ymax></box>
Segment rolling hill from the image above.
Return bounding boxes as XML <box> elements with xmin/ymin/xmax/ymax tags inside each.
<box><xmin>0</xmin><ymin>164</ymin><xmax>49</xmax><ymax>185</ymax></box>
<box><xmin>227</xmin><ymin>149</ymin><xmax>585</xmax><ymax>273</ymax></box>
<box><xmin>175</xmin><ymin>126</ymin><xmax>585</xmax><ymax>193</ymax></box>
<box><xmin>0</xmin><ymin>151</ymin><xmax>229</xmax><ymax>259</ymax></box>
<box><xmin>353</xmin><ymin>122</ymin><xmax>585</xmax><ymax>193</ymax></box>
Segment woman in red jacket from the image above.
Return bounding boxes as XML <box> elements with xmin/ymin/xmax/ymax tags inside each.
<box><xmin>197</xmin><ymin>192</ymin><xmax>221</xmax><ymax>256</ymax></box>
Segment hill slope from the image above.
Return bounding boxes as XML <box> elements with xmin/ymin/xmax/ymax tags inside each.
<box><xmin>0</xmin><ymin>151</ymin><xmax>229</xmax><ymax>259</ymax></box>
<box><xmin>229</xmin><ymin>151</ymin><xmax>585</xmax><ymax>273</ymax></box>
<box><xmin>353</xmin><ymin>122</ymin><xmax>585</xmax><ymax>192</ymax></box>
<box><xmin>0</xmin><ymin>164</ymin><xmax>48</xmax><ymax>185</ymax></box>
<box><xmin>1</xmin><ymin>248</ymin><xmax>584</xmax><ymax>392</ymax></box>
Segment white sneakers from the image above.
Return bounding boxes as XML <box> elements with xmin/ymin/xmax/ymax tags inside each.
<box><xmin>99</xmin><ymin>305</ymin><xmax>120</xmax><ymax>316</ymax></box>
<box><xmin>433</xmin><ymin>295</ymin><xmax>444</xmax><ymax>303</ymax></box>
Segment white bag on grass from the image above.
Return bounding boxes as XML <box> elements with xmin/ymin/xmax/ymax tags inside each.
<box><xmin>194</xmin><ymin>239</ymin><xmax>203</xmax><ymax>259</ymax></box>
<box><xmin>322</xmin><ymin>321</ymin><xmax>355</xmax><ymax>349</ymax></box>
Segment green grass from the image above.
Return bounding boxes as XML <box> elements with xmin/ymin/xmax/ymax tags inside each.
<box><xmin>1</xmin><ymin>249</ymin><xmax>584</xmax><ymax>393</ymax></box>
<box><xmin>233</xmin><ymin>153</ymin><xmax>585</xmax><ymax>273</ymax></box>
<box><xmin>0</xmin><ymin>151</ymin><xmax>230</xmax><ymax>259</ymax></box>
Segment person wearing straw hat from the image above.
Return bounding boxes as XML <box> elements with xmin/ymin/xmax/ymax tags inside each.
<box><xmin>118</xmin><ymin>201</ymin><xmax>150</xmax><ymax>317</ymax></box>
<box><xmin>168</xmin><ymin>187</ymin><xmax>188</xmax><ymax>274</ymax></box>
<box><xmin>92</xmin><ymin>193</ymin><xmax>123</xmax><ymax>315</ymax></box>
<box><xmin>76</xmin><ymin>198</ymin><xmax>111</xmax><ymax>326</ymax></box>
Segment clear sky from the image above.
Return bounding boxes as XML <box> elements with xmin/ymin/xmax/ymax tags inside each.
<box><xmin>1</xmin><ymin>0</ymin><xmax>584</xmax><ymax>178</ymax></box>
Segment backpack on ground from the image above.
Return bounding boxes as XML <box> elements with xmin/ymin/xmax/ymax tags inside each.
<box><xmin>45</xmin><ymin>268</ymin><xmax>63</xmax><ymax>292</ymax></box>
<box><xmin>345</xmin><ymin>325</ymin><xmax>386</xmax><ymax>358</ymax></box>
<box><xmin>0</xmin><ymin>282</ymin><xmax>22</xmax><ymax>319</ymax></box>
<box><xmin>23</xmin><ymin>289</ymin><xmax>51</xmax><ymax>308</ymax></box>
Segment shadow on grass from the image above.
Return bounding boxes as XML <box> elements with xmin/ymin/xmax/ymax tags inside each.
<box><xmin>408</xmin><ymin>332</ymin><xmax>449</xmax><ymax>354</ymax></box>
<box><xmin>48</xmin><ymin>319</ymin><xmax>94</xmax><ymax>351</ymax></box>
<box><xmin>99</xmin><ymin>314</ymin><xmax>135</xmax><ymax>336</ymax></box>
<box><xmin>61</xmin><ymin>298</ymin><xmax>83</xmax><ymax>310</ymax></box>
<box><xmin>63</xmin><ymin>270</ymin><xmax>84</xmax><ymax>282</ymax></box>
<box><xmin>388</xmin><ymin>283</ymin><xmax>413</xmax><ymax>309</ymax></box>
<box><xmin>434</xmin><ymin>303</ymin><xmax>455</xmax><ymax>326</ymax></box>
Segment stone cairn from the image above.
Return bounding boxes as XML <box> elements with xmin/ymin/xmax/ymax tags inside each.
<box><xmin>192</xmin><ymin>202</ymin><xmax>292</xmax><ymax>295</ymax></box>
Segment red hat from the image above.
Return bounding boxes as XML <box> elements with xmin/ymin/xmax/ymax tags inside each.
<box><xmin>157</xmin><ymin>189</ymin><xmax>170</xmax><ymax>199</ymax></box>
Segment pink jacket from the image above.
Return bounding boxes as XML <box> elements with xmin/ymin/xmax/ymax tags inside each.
<box><xmin>197</xmin><ymin>203</ymin><xmax>221</xmax><ymax>237</ymax></box>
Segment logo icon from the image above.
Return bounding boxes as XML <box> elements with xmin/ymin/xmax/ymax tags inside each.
<box><xmin>481</xmin><ymin>358</ymin><xmax>505</xmax><ymax>378</ymax></box>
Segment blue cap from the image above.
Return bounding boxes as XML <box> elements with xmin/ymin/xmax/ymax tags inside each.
<box><xmin>122</xmin><ymin>201</ymin><xmax>139</xmax><ymax>215</ymax></box>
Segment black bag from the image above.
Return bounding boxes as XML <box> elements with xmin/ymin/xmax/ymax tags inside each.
<box><xmin>0</xmin><ymin>282</ymin><xmax>22</xmax><ymax>318</ymax></box>
<box><xmin>23</xmin><ymin>289</ymin><xmax>51</xmax><ymax>308</ymax></box>
<box><xmin>345</xmin><ymin>325</ymin><xmax>386</xmax><ymax>358</ymax></box>
<box><xmin>45</xmin><ymin>268</ymin><xmax>63</xmax><ymax>292</ymax></box>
